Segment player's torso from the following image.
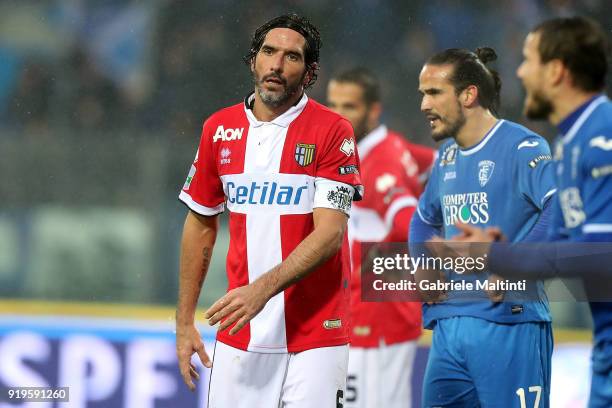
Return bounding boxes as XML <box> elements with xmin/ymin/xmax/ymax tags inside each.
<box><xmin>438</xmin><ymin>122</ymin><xmax>537</xmax><ymax>242</ymax></box>
<box><xmin>554</xmin><ymin>99</ymin><xmax>612</xmax><ymax>239</ymax></box>
<box><xmin>207</xmin><ymin>98</ymin><xmax>355</xmax><ymax>353</ymax></box>
<box><xmin>351</xmin><ymin>132</ymin><xmax>419</xmax><ymax>241</ymax></box>
<box><xmin>349</xmin><ymin>130</ymin><xmax>423</xmax><ymax>346</ymax></box>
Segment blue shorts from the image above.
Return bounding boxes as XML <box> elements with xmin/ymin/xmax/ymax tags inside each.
<box><xmin>589</xmin><ymin>341</ymin><xmax>612</xmax><ymax>408</ymax></box>
<box><xmin>422</xmin><ymin>316</ymin><xmax>553</xmax><ymax>408</ymax></box>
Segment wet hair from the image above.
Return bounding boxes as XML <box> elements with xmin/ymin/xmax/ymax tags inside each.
<box><xmin>533</xmin><ymin>16</ymin><xmax>609</xmax><ymax>92</ymax></box>
<box><xmin>330</xmin><ymin>67</ymin><xmax>381</xmax><ymax>106</ymax></box>
<box><xmin>243</xmin><ymin>13</ymin><xmax>322</xmax><ymax>89</ymax></box>
<box><xmin>426</xmin><ymin>47</ymin><xmax>502</xmax><ymax>116</ymax></box>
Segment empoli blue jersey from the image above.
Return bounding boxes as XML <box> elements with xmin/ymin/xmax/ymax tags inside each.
<box><xmin>551</xmin><ymin>95</ymin><xmax>612</xmax><ymax>346</ymax></box>
<box><xmin>417</xmin><ymin>119</ymin><xmax>556</xmax><ymax>328</ymax></box>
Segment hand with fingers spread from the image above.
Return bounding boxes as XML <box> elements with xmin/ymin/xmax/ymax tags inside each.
<box><xmin>427</xmin><ymin>222</ymin><xmax>506</xmax><ymax>269</ymax></box>
<box><xmin>176</xmin><ymin>323</ymin><xmax>212</xmax><ymax>391</ymax></box>
<box><xmin>205</xmin><ymin>280</ymin><xmax>270</xmax><ymax>336</ymax></box>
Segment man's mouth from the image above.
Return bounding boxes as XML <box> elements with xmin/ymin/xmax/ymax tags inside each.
<box><xmin>264</xmin><ymin>76</ymin><xmax>284</xmax><ymax>86</ymax></box>
<box><xmin>426</xmin><ymin>114</ymin><xmax>441</xmax><ymax>127</ymax></box>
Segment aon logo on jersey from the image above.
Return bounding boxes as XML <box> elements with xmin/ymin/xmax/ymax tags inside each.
<box><xmin>213</xmin><ymin>125</ymin><xmax>244</xmax><ymax>142</ymax></box>
<box><xmin>443</xmin><ymin>192</ymin><xmax>490</xmax><ymax>225</ymax></box>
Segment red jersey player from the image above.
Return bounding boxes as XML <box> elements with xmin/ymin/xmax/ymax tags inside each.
<box><xmin>327</xmin><ymin>68</ymin><xmax>435</xmax><ymax>408</ymax></box>
<box><xmin>176</xmin><ymin>15</ymin><xmax>363</xmax><ymax>408</ymax></box>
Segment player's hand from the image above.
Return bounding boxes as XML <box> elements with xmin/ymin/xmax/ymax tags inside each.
<box><xmin>426</xmin><ymin>223</ymin><xmax>505</xmax><ymax>270</ymax></box>
<box><xmin>175</xmin><ymin>323</ymin><xmax>211</xmax><ymax>391</ymax></box>
<box><xmin>205</xmin><ymin>282</ymin><xmax>268</xmax><ymax>335</ymax></box>
<box><xmin>414</xmin><ymin>267</ymin><xmax>448</xmax><ymax>304</ymax></box>
<box><xmin>485</xmin><ymin>273</ymin><xmax>506</xmax><ymax>302</ymax></box>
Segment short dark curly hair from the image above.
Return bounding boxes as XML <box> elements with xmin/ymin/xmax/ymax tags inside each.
<box><xmin>243</xmin><ymin>14</ymin><xmax>322</xmax><ymax>89</ymax></box>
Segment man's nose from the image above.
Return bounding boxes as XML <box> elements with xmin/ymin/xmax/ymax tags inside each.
<box><xmin>269</xmin><ymin>53</ymin><xmax>284</xmax><ymax>72</ymax></box>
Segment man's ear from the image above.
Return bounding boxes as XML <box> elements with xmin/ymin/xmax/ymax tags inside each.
<box><xmin>546</xmin><ymin>59</ymin><xmax>565</xmax><ymax>88</ymax></box>
<box><xmin>303</xmin><ymin>62</ymin><xmax>318</xmax><ymax>87</ymax></box>
<box><xmin>461</xmin><ymin>85</ymin><xmax>479</xmax><ymax>107</ymax></box>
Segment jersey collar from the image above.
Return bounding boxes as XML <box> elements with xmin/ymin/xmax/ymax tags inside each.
<box><xmin>459</xmin><ymin>119</ymin><xmax>504</xmax><ymax>156</ymax></box>
<box><xmin>357</xmin><ymin>124</ymin><xmax>387</xmax><ymax>159</ymax></box>
<box><xmin>244</xmin><ymin>92</ymin><xmax>309</xmax><ymax>128</ymax></box>
<box><xmin>560</xmin><ymin>94</ymin><xmax>608</xmax><ymax>144</ymax></box>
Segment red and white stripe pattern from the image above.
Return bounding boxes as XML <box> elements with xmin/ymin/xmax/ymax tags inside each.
<box><xmin>180</xmin><ymin>94</ymin><xmax>362</xmax><ymax>353</ymax></box>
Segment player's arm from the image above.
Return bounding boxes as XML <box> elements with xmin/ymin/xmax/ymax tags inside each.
<box><xmin>175</xmin><ymin>118</ymin><xmax>225</xmax><ymax>391</ymax></box>
<box><xmin>408</xmin><ymin>148</ymin><xmax>445</xmax><ymax>302</ymax></box>
<box><xmin>176</xmin><ymin>211</ymin><xmax>218</xmax><ymax>390</ymax></box>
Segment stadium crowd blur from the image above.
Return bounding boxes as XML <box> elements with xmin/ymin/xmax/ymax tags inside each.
<box><xmin>0</xmin><ymin>0</ymin><xmax>610</xmax><ymax>326</ymax></box>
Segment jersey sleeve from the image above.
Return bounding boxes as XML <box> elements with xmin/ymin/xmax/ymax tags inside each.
<box><xmin>547</xmin><ymin>192</ymin><xmax>568</xmax><ymax>240</ymax></box>
<box><xmin>580</xmin><ymin>133</ymin><xmax>612</xmax><ymax>235</ymax></box>
<box><xmin>366</xmin><ymin>161</ymin><xmax>419</xmax><ymax>235</ymax></box>
<box><xmin>416</xmin><ymin>147</ymin><xmax>443</xmax><ymax>227</ymax></box>
<box><xmin>515</xmin><ymin>136</ymin><xmax>557</xmax><ymax>210</ymax></box>
<box><xmin>313</xmin><ymin>118</ymin><xmax>363</xmax><ymax>215</ymax></box>
<box><xmin>178</xmin><ymin>119</ymin><xmax>225</xmax><ymax>215</ymax></box>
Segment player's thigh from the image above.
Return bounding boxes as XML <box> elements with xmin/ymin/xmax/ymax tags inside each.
<box><xmin>588</xmin><ymin>344</ymin><xmax>612</xmax><ymax>408</ymax></box>
<box><xmin>380</xmin><ymin>340</ymin><xmax>418</xmax><ymax>408</ymax></box>
<box><xmin>281</xmin><ymin>344</ymin><xmax>349</xmax><ymax>408</ymax></box>
<box><xmin>345</xmin><ymin>346</ymin><xmax>376</xmax><ymax>408</ymax></box>
<box><xmin>466</xmin><ymin>319</ymin><xmax>553</xmax><ymax>408</ymax></box>
<box><xmin>422</xmin><ymin>319</ymin><xmax>479</xmax><ymax>408</ymax></box>
<box><xmin>588</xmin><ymin>368</ymin><xmax>612</xmax><ymax>408</ymax></box>
<box><xmin>208</xmin><ymin>341</ymin><xmax>287</xmax><ymax>408</ymax></box>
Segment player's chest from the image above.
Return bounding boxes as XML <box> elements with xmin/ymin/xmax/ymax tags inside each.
<box><xmin>439</xmin><ymin>151</ymin><xmax>502</xmax><ymax>197</ymax></box>
<box><xmin>212</xmin><ymin>123</ymin><xmax>320</xmax><ymax>176</ymax></box>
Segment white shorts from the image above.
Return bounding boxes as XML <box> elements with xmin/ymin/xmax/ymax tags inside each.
<box><xmin>346</xmin><ymin>340</ymin><xmax>418</xmax><ymax>408</ymax></box>
<box><xmin>208</xmin><ymin>341</ymin><xmax>349</xmax><ymax>408</ymax></box>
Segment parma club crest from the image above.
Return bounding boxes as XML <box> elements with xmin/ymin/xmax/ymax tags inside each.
<box><xmin>478</xmin><ymin>160</ymin><xmax>495</xmax><ymax>187</ymax></box>
<box><xmin>295</xmin><ymin>143</ymin><xmax>316</xmax><ymax>166</ymax></box>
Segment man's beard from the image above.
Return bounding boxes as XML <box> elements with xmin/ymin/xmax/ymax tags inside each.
<box><xmin>432</xmin><ymin>106</ymin><xmax>466</xmax><ymax>142</ymax></box>
<box><xmin>353</xmin><ymin>115</ymin><xmax>370</xmax><ymax>142</ymax></box>
<box><xmin>524</xmin><ymin>90</ymin><xmax>554</xmax><ymax>121</ymax></box>
<box><xmin>254</xmin><ymin>71</ymin><xmax>304</xmax><ymax>108</ymax></box>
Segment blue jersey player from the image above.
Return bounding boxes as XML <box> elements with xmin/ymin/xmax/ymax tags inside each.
<box><xmin>439</xmin><ymin>17</ymin><xmax>612</xmax><ymax>408</ymax></box>
<box><xmin>410</xmin><ymin>47</ymin><xmax>557</xmax><ymax>407</ymax></box>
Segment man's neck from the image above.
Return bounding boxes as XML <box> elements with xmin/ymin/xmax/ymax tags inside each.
<box><xmin>455</xmin><ymin>110</ymin><xmax>498</xmax><ymax>149</ymax></box>
<box><xmin>549</xmin><ymin>88</ymin><xmax>600</xmax><ymax>126</ymax></box>
<box><xmin>251</xmin><ymin>90</ymin><xmax>303</xmax><ymax>122</ymax></box>
<box><xmin>356</xmin><ymin>123</ymin><xmax>380</xmax><ymax>143</ymax></box>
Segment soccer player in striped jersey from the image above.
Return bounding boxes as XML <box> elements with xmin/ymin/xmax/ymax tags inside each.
<box><xmin>175</xmin><ymin>14</ymin><xmax>363</xmax><ymax>408</ymax></box>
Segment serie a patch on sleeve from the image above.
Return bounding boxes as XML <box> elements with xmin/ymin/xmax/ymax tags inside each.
<box><xmin>338</xmin><ymin>165</ymin><xmax>359</xmax><ymax>175</ymax></box>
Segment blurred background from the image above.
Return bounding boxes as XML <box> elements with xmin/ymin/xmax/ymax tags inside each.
<box><xmin>0</xmin><ymin>0</ymin><xmax>609</xmax><ymax>406</ymax></box>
